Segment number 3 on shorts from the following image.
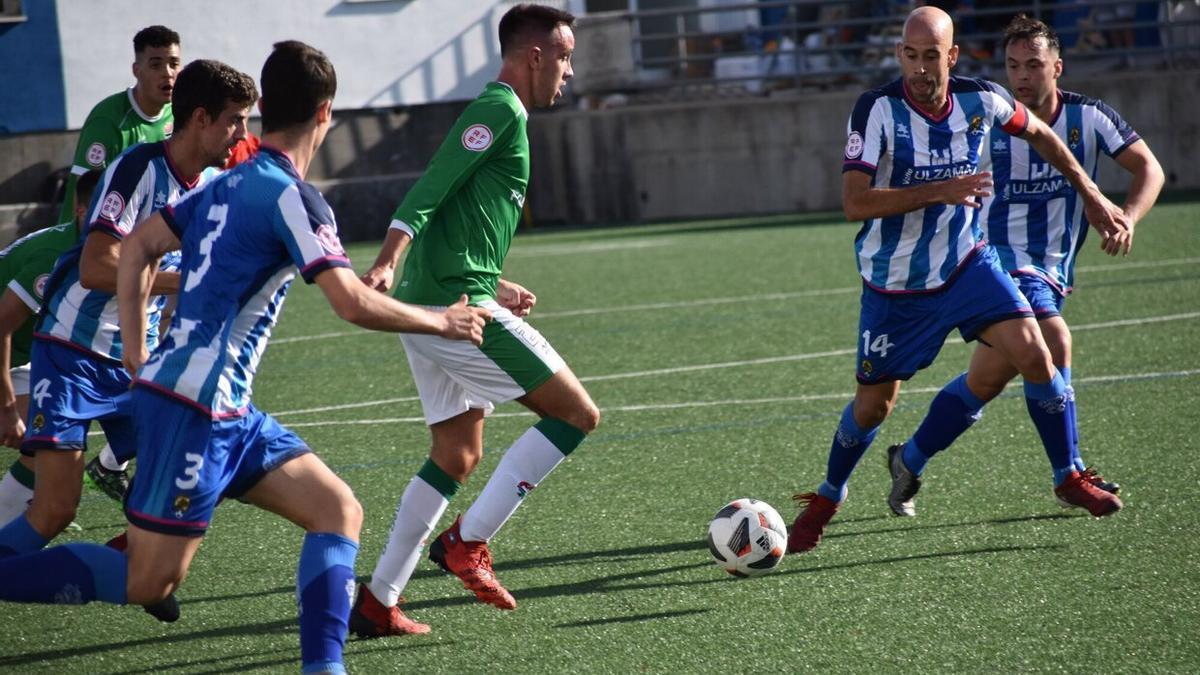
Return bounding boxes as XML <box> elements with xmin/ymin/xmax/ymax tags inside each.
<box><xmin>175</xmin><ymin>453</ymin><xmax>205</xmax><ymax>490</ymax></box>
<box><xmin>861</xmin><ymin>330</ymin><xmax>896</xmax><ymax>359</ymax></box>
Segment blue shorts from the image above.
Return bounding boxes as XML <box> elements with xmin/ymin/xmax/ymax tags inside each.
<box><xmin>856</xmin><ymin>246</ymin><xmax>1034</xmax><ymax>384</ymax></box>
<box><xmin>124</xmin><ymin>387</ymin><xmax>310</xmax><ymax>537</ymax></box>
<box><xmin>21</xmin><ymin>339</ymin><xmax>137</xmax><ymax>459</ymax></box>
<box><xmin>1012</xmin><ymin>273</ymin><xmax>1066</xmax><ymax>318</ymax></box>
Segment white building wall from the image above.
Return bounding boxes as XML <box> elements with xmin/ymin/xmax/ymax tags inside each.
<box><xmin>56</xmin><ymin>0</ymin><xmax>578</xmax><ymax>129</ymax></box>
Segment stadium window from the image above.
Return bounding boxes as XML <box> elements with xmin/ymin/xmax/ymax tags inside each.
<box><xmin>0</xmin><ymin>0</ymin><xmax>24</xmax><ymax>23</ymax></box>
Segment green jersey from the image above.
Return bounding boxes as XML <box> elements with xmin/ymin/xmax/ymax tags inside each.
<box><xmin>0</xmin><ymin>221</ymin><xmax>79</xmax><ymax>366</ymax></box>
<box><xmin>392</xmin><ymin>82</ymin><xmax>529</xmax><ymax>305</ymax></box>
<box><xmin>58</xmin><ymin>88</ymin><xmax>173</xmax><ymax>223</ymax></box>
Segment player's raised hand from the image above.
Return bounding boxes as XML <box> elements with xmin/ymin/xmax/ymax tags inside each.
<box><xmin>1085</xmin><ymin>194</ymin><xmax>1132</xmax><ymax>256</ymax></box>
<box><xmin>360</xmin><ymin>265</ymin><xmax>395</xmax><ymax>293</ymax></box>
<box><xmin>442</xmin><ymin>294</ymin><xmax>491</xmax><ymax>345</ymax></box>
<box><xmin>497</xmin><ymin>278</ymin><xmax>536</xmax><ymax>317</ymax></box>
<box><xmin>0</xmin><ymin>405</ymin><xmax>24</xmax><ymax>449</ymax></box>
<box><xmin>938</xmin><ymin>172</ymin><xmax>993</xmax><ymax>208</ymax></box>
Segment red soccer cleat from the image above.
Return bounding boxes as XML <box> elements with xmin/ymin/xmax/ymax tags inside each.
<box><xmin>1054</xmin><ymin>471</ymin><xmax>1123</xmax><ymax>517</ymax></box>
<box><xmin>428</xmin><ymin>516</ymin><xmax>516</xmax><ymax>610</ymax></box>
<box><xmin>787</xmin><ymin>492</ymin><xmax>840</xmax><ymax>554</ymax></box>
<box><xmin>348</xmin><ymin>583</ymin><xmax>431</xmax><ymax>637</ymax></box>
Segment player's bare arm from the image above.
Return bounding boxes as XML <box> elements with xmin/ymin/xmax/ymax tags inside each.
<box><xmin>0</xmin><ymin>290</ymin><xmax>30</xmax><ymax>447</ymax></box>
<box><xmin>497</xmin><ymin>278</ymin><xmax>536</xmax><ymax>317</ymax></box>
<box><xmin>80</xmin><ymin>230</ymin><xmax>180</xmax><ymax>295</ymax></box>
<box><xmin>1114</xmin><ymin>140</ymin><xmax>1165</xmax><ymax>231</ymax></box>
<box><xmin>117</xmin><ymin>213</ymin><xmax>181</xmax><ymax>375</ymax></box>
<box><xmin>842</xmin><ymin>170</ymin><xmax>993</xmax><ymax>221</ymax></box>
<box><xmin>360</xmin><ymin>228</ymin><xmax>412</xmax><ymax>292</ymax></box>
<box><xmin>317</xmin><ymin>267</ymin><xmax>489</xmax><ymax>344</ymax></box>
<box><xmin>1018</xmin><ymin>115</ymin><xmax>1132</xmax><ymax>255</ymax></box>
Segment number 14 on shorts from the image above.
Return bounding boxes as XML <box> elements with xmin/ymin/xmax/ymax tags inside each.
<box><xmin>861</xmin><ymin>330</ymin><xmax>895</xmax><ymax>358</ymax></box>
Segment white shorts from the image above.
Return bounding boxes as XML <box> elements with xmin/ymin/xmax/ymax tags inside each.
<box><xmin>10</xmin><ymin>363</ymin><xmax>30</xmax><ymax>397</ymax></box>
<box><xmin>400</xmin><ymin>301</ymin><xmax>566</xmax><ymax>425</ymax></box>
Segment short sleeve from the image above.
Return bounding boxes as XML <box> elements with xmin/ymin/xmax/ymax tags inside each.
<box><xmin>162</xmin><ymin>182</ymin><xmax>208</xmax><ymax>240</ymax></box>
<box><xmin>982</xmin><ymin>80</ymin><xmax>1029</xmax><ymax>136</ymax></box>
<box><xmin>843</xmin><ymin>92</ymin><xmax>886</xmax><ymax>177</ymax></box>
<box><xmin>8</xmin><ymin>254</ymin><xmax>57</xmax><ymax>312</ymax></box>
<box><xmin>88</xmin><ymin>152</ymin><xmax>152</xmax><ymax>240</ymax></box>
<box><xmin>272</xmin><ymin>182</ymin><xmax>352</xmax><ymax>283</ymax></box>
<box><xmin>1091</xmin><ymin>99</ymin><xmax>1140</xmax><ymax>157</ymax></box>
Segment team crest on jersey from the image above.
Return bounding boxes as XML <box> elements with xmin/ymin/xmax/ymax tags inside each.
<box><xmin>99</xmin><ymin>191</ymin><xmax>126</xmax><ymax>221</ymax></box>
<box><xmin>461</xmin><ymin>124</ymin><xmax>493</xmax><ymax>152</ymax></box>
<box><xmin>34</xmin><ymin>273</ymin><xmax>49</xmax><ymax>299</ymax></box>
<box><xmin>1068</xmin><ymin>127</ymin><xmax>1081</xmax><ymax>149</ymax></box>
<box><xmin>154</xmin><ymin>190</ymin><xmax>168</xmax><ymax>210</ymax></box>
<box><xmin>844</xmin><ymin>132</ymin><xmax>864</xmax><ymax>159</ymax></box>
<box><xmin>86</xmin><ymin>142</ymin><xmax>107</xmax><ymax>167</ymax></box>
<box><xmin>173</xmin><ymin>495</ymin><xmax>191</xmax><ymax>517</ymax></box>
<box><xmin>315</xmin><ymin>224</ymin><xmax>345</xmax><ymax>256</ymax></box>
<box><xmin>992</xmin><ymin>137</ymin><xmax>1009</xmax><ymax>154</ymax></box>
<box><xmin>32</xmin><ymin>413</ymin><xmax>44</xmax><ymax>431</ymax></box>
<box><xmin>968</xmin><ymin>115</ymin><xmax>984</xmax><ymax>134</ymax></box>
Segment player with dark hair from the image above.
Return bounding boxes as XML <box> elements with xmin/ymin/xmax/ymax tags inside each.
<box><xmin>0</xmin><ymin>59</ymin><xmax>257</xmax><ymax>567</ymax></box>
<box><xmin>58</xmin><ymin>25</ymin><xmax>182</xmax><ymax>224</ymax></box>
<box><xmin>788</xmin><ymin>7</ymin><xmax>1132</xmax><ymax>554</ymax></box>
<box><xmin>350</xmin><ymin>3</ymin><xmax>599</xmax><ymax>637</ymax></box>
<box><xmin>0</xmin><ymin>171</ymin><xmax>102</xmax><ymax>524</ymax></box>
<box><xmin>0</xmin><ymin>41</ymin><xmax>488</xmax><ymax>675</ymax></box>
<box><xmin>882</xmin><ymin>14</ymin><xmax>1164</xmax><ymax>516</ymax></box>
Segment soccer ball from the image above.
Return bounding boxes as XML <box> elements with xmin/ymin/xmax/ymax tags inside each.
<box><xmin>707</xmin><ymin>498</ymin><xmax>787</xmax><ymax>577</ymax></box>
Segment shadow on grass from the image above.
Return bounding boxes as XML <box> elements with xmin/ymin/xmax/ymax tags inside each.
<box><xmin>555</xmin><ymin>608</ymin><xmax>711</xmax><ymax>628</ymax></box>
<box><xmin>824</xmin><ymin>511</ymin><xmax>1078</xmax><ymax>542</ymax></box>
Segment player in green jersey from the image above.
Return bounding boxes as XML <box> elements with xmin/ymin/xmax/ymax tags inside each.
<box><xmin>349</xmin><ymin>4</ymin><xmax>600</xmax><ymax>637</ymax></box>
<box><xmin>57</xmin><ymin>25</ymin><xmax>181</xmax><ymax>224</ymax></box>
<box><xmin>0</xmin><ymin>171</ymin><xmax>102</xmax><ymax>525</ymax></box>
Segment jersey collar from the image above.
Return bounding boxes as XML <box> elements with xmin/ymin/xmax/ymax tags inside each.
<box><xmin>492</xmin><ymin>81</ymin><xmax>528</xmax><ymax>120</ymax></box>
<box><xmin>902</xmin><ymin>80</ymin><xmax>954</xmax><ymax>124</ymax></box>
<box><xmin>126</xmin><ymin>87</ymin><xmax>167</xmax><ymax>123</ymax></box>
<box><xmin>1046</xmin><ymin>89</ymin><xmax>1065</xmax><ymax>127</ymax></box>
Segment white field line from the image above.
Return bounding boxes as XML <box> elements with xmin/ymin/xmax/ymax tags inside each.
<box><xmin>278</xmin><ymin>368</ymin><xmax>1200</xmax><ymax>429</ymax></box>
<box><xmin>268</xmin><ymin>310</ymin><xmax>1200</xmax><ymax>421</ymax></box>
<box><xmin>270</xmin><ymin>256</ymin><xmax>1200</xmax><ymax>345</ymax></box>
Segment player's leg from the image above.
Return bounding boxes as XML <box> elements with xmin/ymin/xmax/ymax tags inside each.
<box><xmin>85</xmin><ymin>395</ymin><xmax>139</xmax><ymax>503</ymax></box>
<box><xmin>241</xmin><ymin>451</ymin><xmax>362</xmax><ymax>673</ymax></box>
<box><xmin>458</xmin><ymin>366</ymin><xmax>599</xmax><ymax>546</ymax></box>
<box><xmin>0</xmin><ymin>372</ymin><xmax>33</xmax><ymax>525</ymax></box>
<box><xmin>886</xmin><ymin>344</ymin><xmax>1018</xmax><ymax>515</ymax></box>
<box><xmin>978</xmin><ymin>316</ymin><xmax>1120</xmax><ymax>516</ymax></box>
<box><xmin>0</xmin><ymin>449</ymin><xmax>85</xmax><ymax>556</ymax></box>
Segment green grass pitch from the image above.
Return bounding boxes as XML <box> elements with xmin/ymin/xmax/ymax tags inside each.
<box><xmin>1</xmin><ymin>202</ymin><xmax>1198</xmax><ymax>673</ymax></box>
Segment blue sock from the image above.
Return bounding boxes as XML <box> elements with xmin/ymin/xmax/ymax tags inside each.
<box><xmin>0</xmin><ymin>542</ymin><xmax>127</xmax><ymax>604</ymax></box>
<box><xmin>1060</xmin><ymin>367</ymin><xmax>1086</xmax><ymax>472</ymax></box>
<box><xmin>902</xmin><ymin>373</ymin><xmax>987</xmax><ymax>476</ymax></box>
<box><xmin>0</xmin><ymin>515</ymin><xmax>50</xmax><ymax>558</ymax></box>
<box><xmin>817</xmin><ymin>403</ymin><xmax>880</xmax><ymax>502</ymax></box>
<box><xmin>298</xmin><ymin>532</ymin><xmax>358</xmax><ymax>674</ymax></box>
<box><xmin>1024</xmin><ymin>371</ymin><xmax>1075</xmax><ymax>485</ymax></box>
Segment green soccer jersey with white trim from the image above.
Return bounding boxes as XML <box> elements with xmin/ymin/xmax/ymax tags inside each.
<box><xmin>392</xmin><ymin>82</ymin><xmax>529</xmax><ymax>306</ymax></box>
<box><xmin>58</xmin><ymin>88</ymin><xmax>174</xmax><ymax>223</ymax></box>
<box><xmin>0</xmin><ymin>221</ymin><xmax>79</xmax><ymax>366</ymax></box>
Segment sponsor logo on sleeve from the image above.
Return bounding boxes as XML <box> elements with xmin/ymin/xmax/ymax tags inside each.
<box><xmin>164</xmin><ymin>122</ymin><xmax>173</xmax><ymax>137</ymax></box>
<box><xmin>462</xmin><ymin>124</ymin><xmax>493</xmax><ymax>152</ymax></box>
<box><xmin>86</xmin><ymin>143</ymin><xmax>106</xmax><ymax>167</ymax></box>
<box><xmin>99</xmin><ymin>191</ymin><xmax>125</xmax><ymax>221</ymax></box>
<box><xmin>34</xmin><ymin>273</ymin><xmax>49</xmax><ymax>300</ymax></box>
<box><xmin>845</xmin><ymin>132</ymin><xmax>864</xmax><ymax>159</ymax></box>
<box><xmin>315</xmin><ymin>223</ymin><xmax>345</xmax><ymax>256</ymax></box>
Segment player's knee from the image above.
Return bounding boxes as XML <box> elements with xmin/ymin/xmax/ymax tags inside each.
<box><xmin>565</xmin><ymin>403</ymin><xmax>600</xmax><ymax>435</ymax></box>
<box><xmin>126</xmin><ymin>565</ymin><xmax>183</xmax><ymax>606</ymax></box>
<box><xmin>1011</xmin><ymin>348</ymin><xmax>1056</xmax><ymax>381</ymax></box>
<box><xmin>853</xmin><ymin>398</ymin><xmax>892</xmax><ymax>428</ymax></box>
<box><xmin>28</xmin><ymin>496</ymin><xmax>79</xmax><ymax>536</ymax></box>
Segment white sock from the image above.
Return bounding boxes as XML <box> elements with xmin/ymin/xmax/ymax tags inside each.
<box><xmin>0</xmin><ymin>471</ymin><xmax>34</xmax><ymax>527</ymax></box>
<box><xmin>98</xmin><ymin>444</ymin><xmax>129</xmax><ymax>472</ymax></box>
<box><xmin>459</xmin><ymin>426</ymin><xmax>567</xmax><ymax>543</ymax></box>
<box><xmin>368</xmin><ymin>475</ymin><xmax>449</xmax><ymax>607</ymax></box>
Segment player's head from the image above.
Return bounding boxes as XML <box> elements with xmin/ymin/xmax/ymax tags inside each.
<box><xmin>259</xmin><ymin>41</ymin><xmax>337</xmax><ymax>144</ymax></box>
<box><xmin>897</xmin><ymin>7</ymin><xmax>958</xmax><ymax>109</ymax></box>
<box><xmin>132</xmin><ymin>25</ymin><xmax>182</xmax><ymax>110</ymax></box>
<box><xmin>499</xmin><ymin>4</ymin><xmax>575</xmax><ymax>108</ymax></box>
<box><xmin>172</xmin><ymin>60</ymin><xmax>258</xmax><ymax>168</ymax></box>
<box><xmin>73</xmin><ymin>169</ymin><xmax>103</xmax><ymax>224</ymax></box>
<box><xmin>1003</xmin><ymin>15</ymin><xmax>1062</xmax><ymax>112</ymax></box>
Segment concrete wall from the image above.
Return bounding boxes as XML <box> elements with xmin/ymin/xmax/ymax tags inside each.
<box><xmin>2</xmin><ymin>69</ymin><xmax>1197</xmax><ymax>244</ymax></box>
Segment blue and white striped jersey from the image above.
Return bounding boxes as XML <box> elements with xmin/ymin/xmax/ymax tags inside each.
<box><xmin>843</xmin><ymin>76</ymin><xmax>1029</xmax><ymax>292</ymax></box>
<box><xmin>979</xmin><ymin>90</ymin><xmax>1139</xmax><ymax>293</ymax></box>
<box><xmin>36</xmin><ymin>141</ymin><xmax>212</xmax><ymax>361</ymax></box>
<box><xmin>137</xmin><ymin>146</ymin><xmax>351</xmax><ymax>419</ymax></box>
